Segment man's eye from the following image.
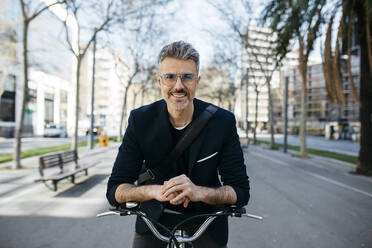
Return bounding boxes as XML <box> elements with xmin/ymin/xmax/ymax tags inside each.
<box><xmin>183</xmin><ymin>74</ymin><xmax>193</xmax><ymax>80</ymax></box>
<box><xmin>165</xmin><ymin>74</ymin><xmax>176</xmax><ymax>80</ymax></box>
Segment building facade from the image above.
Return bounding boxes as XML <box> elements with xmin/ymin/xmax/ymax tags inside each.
<box><xmin>80</xmin><ymin>47</ymin><xmax>160</xmax><ymax>137</ymax></box>
<box><xmin>236</xmin><ymin>26</ymin><xmax>297</xmax><ymax>131</ymax></box>
<box><xmin>277</xmin><ymin>55</ymin><xmax>360</xmax><ymax>136</ymax></box>
<box><xmin>0</xmin><ymin>0</ymin><xmax>75</xmax><ymax>137</ymax></box>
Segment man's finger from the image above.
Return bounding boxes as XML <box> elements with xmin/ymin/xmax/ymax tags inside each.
<box><xmin>170</xmin><ymin>191</ymin><xmax>188</xmax><ymax>205</ymax></box>
<box><xmin>162</xmin><ymin>178</ymin><xmax>185</xmax><ymax>193</ymax></box>
<box><xmin>163</xmin><ymin>185</ymin><xmax>184</xmax><ymax>198</ymax></box>
<box><xmin>183</xmin><ymin>197</ymin><xmax>190</xmax><ymax>208</ymax></box>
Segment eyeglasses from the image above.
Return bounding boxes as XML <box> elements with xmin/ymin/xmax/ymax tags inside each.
<box><xmin>160</xmin><ymin>73</ymin><xmax>197</xmax><ymax>87</ymax></box>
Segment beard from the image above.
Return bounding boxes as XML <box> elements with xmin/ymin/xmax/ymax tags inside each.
<box><xmin>165</xmin><ymin>90</ymin><xmax>191</xmax><ymax>110</ymax></box>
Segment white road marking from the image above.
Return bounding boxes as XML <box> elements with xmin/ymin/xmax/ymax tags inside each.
<box><xmin>303</xmin><ymin>172</ymin><xmax>372</xmax><ymax>199</ymax></box>
<box><xmin>251</xmin><ymin>152</ymin><xmax>290</xmax><ymax>167</ymax></box>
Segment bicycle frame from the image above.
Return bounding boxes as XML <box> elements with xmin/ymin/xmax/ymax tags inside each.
<box><xmin>97</xmin><ymin>203</ymin><xmax>263</xmax><ymax>248</ymax></box>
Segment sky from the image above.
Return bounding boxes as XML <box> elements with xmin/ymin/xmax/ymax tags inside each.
<box><xmin>167</xmin><ymin>0</ymin><xmax>322</xmax><ymax>68</ymax></box>
<box><xmin>43</xmin><ymin>0</ymin><xmax>323</xmax><ymax>70</ymax></box>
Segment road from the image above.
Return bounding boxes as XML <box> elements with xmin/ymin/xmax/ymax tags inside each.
<box><xmin>0</xmin><ymin>144</ymin><xmax>371</xmax><ymax>248</ymax></box>
<box><xmin>248</xmin><ymin>133</ymin><xmax>360</xmax><ymax>156</ymax></box>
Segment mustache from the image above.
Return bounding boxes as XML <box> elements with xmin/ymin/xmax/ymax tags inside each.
<box><xmin>170</xmin><ymin>90</ymin><xmax>188</xmax><ymax>95</ymax></box>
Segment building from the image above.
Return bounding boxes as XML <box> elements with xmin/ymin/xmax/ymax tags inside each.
<box><xmin>277</xmin><ymin>55</ymin><xmax>360</xmax><ymax>135</ymax></box>
<box><xmin>236</xmin><ymin>26</ymin><xmax>297</xmax><ymax>131</ymax></box>
<box><xmin>79</xmin><ymin>47</ymin><xmax>130</xmax><ymax>136</ymax></box>
<box><xmin>0</xmin><ymin>0</ymin><xmax>75</xmax><ymax>137</ymax></box>
<box><xmin>79</xmin><ymin>47</ymin><xmax>160</xmax><ymax>137</ymax></box>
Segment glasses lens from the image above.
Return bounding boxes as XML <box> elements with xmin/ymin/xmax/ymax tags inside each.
<box><xmin>164</xmin><ymin>74</ymin><xmax>176</xmax><ymax>81</ymax></box>
<box><xmin>161</xmin><ymin>73</ymin><xmax>196</xmax><ymax>86</ymax></box>
<box><xmin>182</xmin><ymin>74</ymin><xmax>194</xmax><ymax>81</ymax></box>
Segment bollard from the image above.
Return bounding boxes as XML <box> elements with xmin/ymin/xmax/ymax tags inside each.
<box><xmin>99</xmin><ymin>134</ymin><xmax>109</xmax><ymax>147</ymax></box>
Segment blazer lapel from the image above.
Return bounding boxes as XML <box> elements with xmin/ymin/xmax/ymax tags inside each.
<box><xmin>187</xmin><ymin>99</ymin><xmax>209</xmax><ymax>176</ymax></box>
<box><xmin>149</xmin><ymin>100</ymin><xmax>173</xmax><ymax>167</ymax></box>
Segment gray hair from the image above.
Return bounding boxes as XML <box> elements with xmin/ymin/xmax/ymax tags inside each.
<box><xmin>158</xmin><ymin>41</ymin><xmax>200</xmax><ymax>74</ymax></box>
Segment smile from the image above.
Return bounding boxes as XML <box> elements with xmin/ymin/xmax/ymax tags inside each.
<box><xmin>171</xmin><ymin>93</ymin><xmax>187</xmax><ymax>98</ymax></box>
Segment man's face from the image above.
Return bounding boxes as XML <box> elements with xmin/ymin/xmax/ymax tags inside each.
<box><xmin>158</xmin><ymin>57</ymin><xmax>199</xmax><ymax>111</ymax></box>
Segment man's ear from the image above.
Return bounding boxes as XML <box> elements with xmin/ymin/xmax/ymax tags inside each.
<box><xmin>196</xmin><ymin>75</ymin><xmax>201</xmax><ymax>87</ymax></box>
<box><xmin>157</xmin><ymin>75</ymin><xmax>161</xmax><ymax>87</ymax></box>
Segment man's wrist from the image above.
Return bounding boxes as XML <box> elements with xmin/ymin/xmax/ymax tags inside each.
<box><xmin>195</xmin><ymin>185</ymin><xmax>213</xmax><ymax>202</ymax></box>
<box><xmin>196</xmin><ymin>185</ymin><xmax>237</xmax><ymax>205</ymax></box>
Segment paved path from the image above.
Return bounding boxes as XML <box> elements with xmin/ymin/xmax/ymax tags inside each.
<box><xmin>0</xmin><ymin>144</ymin><xmax>371</xmax><ymax>248</ymax></box>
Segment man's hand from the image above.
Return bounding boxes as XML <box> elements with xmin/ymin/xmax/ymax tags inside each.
<box><xmin>151</xmin><ymin>184</ymin><xmax>179</xmax><ymax>202</ymax></box>
<box><xmin>162</xmin><ymin>174</ymin><xmax>200</xmax><ymax>207</ymax></box>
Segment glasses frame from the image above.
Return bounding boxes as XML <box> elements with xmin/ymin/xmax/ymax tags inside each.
<box><xmin>159</xmin><ymin>73</ymin><xmax>198</xmax><ymax>87</ymax></box>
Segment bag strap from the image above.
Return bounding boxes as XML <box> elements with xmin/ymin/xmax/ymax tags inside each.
<box><xmin>138</xmin><ymin>104</ymin><xmax>218</xmax><ymax>184</ymax></box>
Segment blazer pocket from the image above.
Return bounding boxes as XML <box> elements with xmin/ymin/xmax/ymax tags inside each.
<box><xmin>196</xmin><ymin>152</ymin><xmax>218</xmax><ymax>164</ymax></box>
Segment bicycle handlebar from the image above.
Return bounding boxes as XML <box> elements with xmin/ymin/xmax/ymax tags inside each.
<box><xmin>97</xmin><ymin>202</ymin><xmax>263</xmax><ymax>246</ymax></box>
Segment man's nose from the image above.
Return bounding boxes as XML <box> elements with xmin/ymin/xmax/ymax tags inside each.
<box><xmin>174</xmin><ymin>76</ymin><xmax>185</xmax><ymax>89</ymax></box>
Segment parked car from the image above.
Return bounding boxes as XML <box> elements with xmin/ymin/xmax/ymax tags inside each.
<box><xmin>44</xmin><ymin>124</ymin><xmax>68</xmax><ymax>138</ymax></box>
<box><xmin>85</xmin><ymin>126</ymin><xmax>101</xmax><ymax>136</ymax></box>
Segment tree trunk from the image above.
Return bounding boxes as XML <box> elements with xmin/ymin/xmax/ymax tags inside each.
<box><xmin>298</xmin><ymin>38</ymin><xmax>308</xmax><ymax>158</ymax></box>
<box><xmin>355</xmin><ymin>2</ymin><xmax>372</xmax><ymax>174</ymax></box>
<box><xmin>119</xmin><ymin>84</ymin><xmax>130</xmax><ymax>139</ymax></box>
<box><xmin>299</xmin><ymin>78</ymin><xmax>308</xmax><ymax>157</ymax></box>
<box><xmin>140</xmin><ymin>87</ymin><xmax>146</xmax><ymax>106</ymax></box>
<box><xmin>13</xmin><ymin>20</ymin><xmax>29</xmax><ymax>169</ymax></box>
<box><xmin>132</xmin><ymin>89</ymin><xmax>139</xmax><ymax>110</ymax></box>
<box><xmin>267</xmin><ymin>79</ymin><xmax>275</xmax><ymax>149</ymax></box>
<box><xmin>253</xmin><ymin>88</ymin><xmax>259</xmax><ymax>145</ymax></box>
<box><xmin>72</xmin><ymin>55</ymin><xmax>82</xmax><ymax>152</ymax></box>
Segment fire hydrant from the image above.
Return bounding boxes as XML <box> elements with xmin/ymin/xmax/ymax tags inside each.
<box><xmin>99</xmin><ymin>133</ymin><xmax>109</xmax><ymax>147</ymax></box>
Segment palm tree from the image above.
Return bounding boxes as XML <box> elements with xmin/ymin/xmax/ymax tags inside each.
<box><xmin>262</xmin><ymin>0</ymin><xmax>326</xmax><ymax>157</ymax></box>
<box><xmin>323</xmin><ymin>0</ymin><xmax>372</xmax><ymax>174</ymax></box>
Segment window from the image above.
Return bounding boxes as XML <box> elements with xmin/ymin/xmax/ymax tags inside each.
<box><xmin>0</xmin><ymin>74</ymin><xmax>16</xmax><ymax>122</ymax></box>
<box><xmin>44</xmin><ymin>93</ymin><xmax>54</xmax><ymax>125</ymax></box>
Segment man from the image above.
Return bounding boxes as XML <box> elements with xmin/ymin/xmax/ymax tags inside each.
<box><xmin>106</xmin><ymin>41</ymin><xmax>250</xmax><ymax>248</ymax></box>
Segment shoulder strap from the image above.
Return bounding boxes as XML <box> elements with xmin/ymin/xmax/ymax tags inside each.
<box><xmin>138</xmin><ymin>104</ymin><xmax>218</xmax><ymax>184</ymax></box>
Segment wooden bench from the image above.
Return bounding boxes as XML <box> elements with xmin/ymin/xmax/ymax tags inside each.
<box><xmin>35</xmin><ymin>150</ymin><xmax>97</xmax><ymax>191</ymax></box>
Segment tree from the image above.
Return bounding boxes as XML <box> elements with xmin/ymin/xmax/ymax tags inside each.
<box><xmin>262</xmin><ymin>0</ymin><xmax>325</xmax><ymax>157</ymax></box>
<box><xmin>247</xmin><ymin>57</ymin><xmax>264</xmax><ymax>145</ymax></box>
<box><xmin>112</xmin><ymin>6</ymin><xmax>170</xmax><ymax>139</ymax></box>
<box><xmin>210</xmin><ymin>40</ymin><xmax>241</xmax><ymax>112</ymax></box>
<box><xmin>243</xmin><ymin>26</ymin><xmax>282</xmax><ymax>148</ymax></box>
<box><xmin>209</xmin><ymin>0</ymin><xmax>281</xmax><ymax>149</ymax></box>
<box><xmin>60</xmin><ymin>0</ymin><xmax>119</xmax><ymax>153</ymax></box>
<box><xmin>198</xmin><ymin>66</ymin><xmax>233</xmax><ymax>109</ymax></box>
<box><xmin>14</xmin><ymin>0</ymin><xmax>64</xmax><ymax>169</ymax></box>
<box><xmin>322</xmin><ymin>0</ymin><xmax>372</xmax><ymax>174</ymax></box>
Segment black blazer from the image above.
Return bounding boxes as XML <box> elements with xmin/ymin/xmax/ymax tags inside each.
<box><xmin>106</xmin><ymin>98</ymin><xmax>250</xmax><ymax>246</ymax></box>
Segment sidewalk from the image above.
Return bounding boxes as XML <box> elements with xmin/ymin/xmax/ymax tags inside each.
<box><xmin>247</xmin><ymin>142</ymin><xmax>357</xmax><ymax>174</ymax></box>
<box><xmin>0</xmin><ymin>142</ymin><xmax>120</xmax><ymax>170</ymax></box>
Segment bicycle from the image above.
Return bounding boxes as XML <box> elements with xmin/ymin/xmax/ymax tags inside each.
<box><xmin>97</xmin><ymin>202</ymin><xmax>263</xmax><ymax>248</ymax></box>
